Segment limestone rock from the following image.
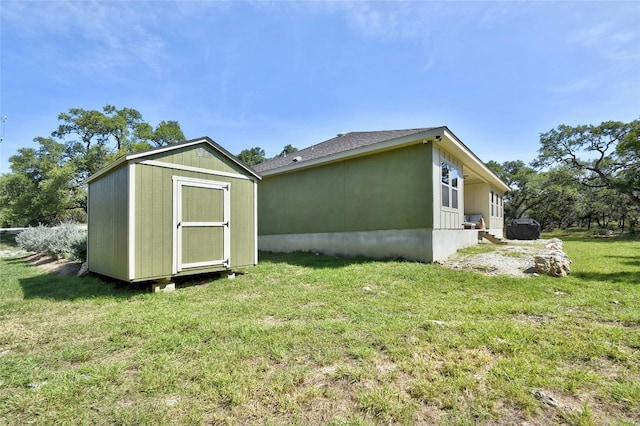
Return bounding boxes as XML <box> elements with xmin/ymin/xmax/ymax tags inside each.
<box><xmin>77</xmin><ymin>262</ymin><xmax>89</xmax><ymax>277</ymax></box>
<box><xmin>534</xmin><ymin>252</ymin><xmax>571</xmax><ymax>277</ymax></box>
<box><xmin>546</xmin><ymin>238</ymin><xmax>564</xmax><ymax>251</ymax></box>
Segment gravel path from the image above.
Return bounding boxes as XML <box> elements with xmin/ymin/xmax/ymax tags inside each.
<box><xmin>441</xmin><ymin>239</ymin><xmax>552</xmax><ymax>277</ymax></box>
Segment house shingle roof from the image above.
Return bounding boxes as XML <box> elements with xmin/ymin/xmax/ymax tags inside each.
<box><xmin>253</xmin><ymin>128</ymin><xmax>438</xmax><ymax>173</ymax></box>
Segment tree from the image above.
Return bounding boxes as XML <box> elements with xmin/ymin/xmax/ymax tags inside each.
<box><xmin>53</xmin><ymin>105</ymin><xmax>186</xmax><ymax>153</ymax></box>
<box><xmin>0</xmin><ymin>138</ymin><xmax>84</xmax><ymax>225</ymax></box>
<box><xmin>527</xmin><ymin>167</ymin><xmax>581</xmax><ymax>230</ymax></box>
<box><xmin>237</xmin><ymin>147</ymin><xmax>266</xmax><ymax>166</ymax></box>
<box><xmin>150</xmin><ymin>120</ymin><xmax>186</xmax><ymax>147</ymax></box>
<box><xmin>486</xmin><ymin>160</ymin><xmax>544</xmax><ymax>221</ymax></box>
<box><xmin>279</xmin><ymin>144</ymin><xmax>298</xmax><ymax>157</ymax></box>
<box><xmin>536</xmin><ymin>119</ymin><xmax>640</xmax><ymax>208</ymax></box>
<box><xmin>0</xmin><ymin>105</ymin><xmax>185</xmax><ymax>226</ymax></box>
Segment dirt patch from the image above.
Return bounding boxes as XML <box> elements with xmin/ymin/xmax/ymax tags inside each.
<box><xmin>20</xmin><ymin>253</ymin><xmax>82</xmax><ymax>277</ymax></box>
<box><xmin>0</xmin><ymin>248</ymin><xmax>29</xmax><ymax>258</ymax></box>
<box><xmin>440</xmin><ymin>240</ymin><xmax>552</xmax><ymax>277</ymax></box>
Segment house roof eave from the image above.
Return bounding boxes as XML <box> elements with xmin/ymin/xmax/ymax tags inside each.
<box><xmin>259</xmin><ymin>126</ymin><xmax>510</xmax><ymax>192</ymax></box>
<box><xmin>439</xmin><ymin>128</ymin><xmax>511</xmax><ymax>193</ymax></box>
<box><xmin>259</xmin><ymin>127</ymin><xmax>447</xmax><ymax>177</ymax></box>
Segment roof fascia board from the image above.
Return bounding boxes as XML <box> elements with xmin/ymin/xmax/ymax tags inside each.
<box><xmin>439</xmin><ymin>128</ymin><xmax>510</xmax><ymax>192</ymax></box>
<box><xmin>260</xmin><ymin>127</ymin><xmax>446</xmax><ymax>177</ymax></box>
<box><xmin>84</xmin><ymin>156</ymin><xmax>128</xmax><ymax>184</ymax></box>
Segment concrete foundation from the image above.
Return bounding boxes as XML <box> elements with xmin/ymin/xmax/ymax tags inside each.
<box><xmin>259</xmin><ymin>228</ymin><xmax>482</xmax><ymax>263</ymax></box>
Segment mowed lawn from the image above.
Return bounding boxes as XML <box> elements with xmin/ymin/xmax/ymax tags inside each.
<box><xmin>0</xmin><ymin>235</ymin><xmax>638</xmax><ymax>425</ymax></box>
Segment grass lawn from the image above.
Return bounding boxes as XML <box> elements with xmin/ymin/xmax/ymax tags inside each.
<box><xmin>1</xmin><ymin>235</ymin><xmax>638</xmax><ymax>425</ymax></box>
<box><xmin>0</xmin><ymin>232</ymin><xmax>18</xmax><ymax>251</ymax></box>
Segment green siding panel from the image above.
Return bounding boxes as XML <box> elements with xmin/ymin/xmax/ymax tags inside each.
<box><xmin>87</xmin><ymin>165</ymin><xmax>129</xmax><ymax>280</ymax></box>
<box><xmin>182</xmin><ymin>227</ymin><xmax>224</xmax><ymax>264</ymax></box>
<box><xmin>259</xmin><ymin>144</ymin><xmax>434</xmax><ymax>235</ymax></box>
<box><xmin>147</xmin><ymin>144</ymin><xmax>249</xmax><ymax>177</ymax></box>
<box><xmin>229</xmin><ymin>179</ymin><xmax>256</xmax><ymax>267</ymax></box>
<box><xmin>182</xmin><ymin>186</ymin><xmax>224</xmax><ymax>222</ymax></box>
<box><xmin>134</xmin><ymin>166</ymin><xmax>256</xmax><ymax>281</ymax></box>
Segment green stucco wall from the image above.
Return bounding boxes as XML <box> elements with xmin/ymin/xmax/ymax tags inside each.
<box><xmin>259</xmin><ymin>143</ymin><xmax>433</xmax><ymax>235</ymax></box>
<box><xmin>88</xmin><ymin>165</ymin><xmax>129</xmax><ymax>280</ymax></box>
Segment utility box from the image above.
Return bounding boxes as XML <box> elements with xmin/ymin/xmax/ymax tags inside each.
<box><xmin>86</xmin><ymin>137</ymin><xmax>261</xmax><ymax>282</ymax></box>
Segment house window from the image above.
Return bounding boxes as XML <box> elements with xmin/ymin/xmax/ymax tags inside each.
<box><xmin>491</xmin><ymin>191</ymin><xmax>496</xmax><ymax>216</ymax></box>
<box><xmin>491</xmin><ymin>191</ymin><xmax>502</xmax><ymax>217</ymax></box>
<box><xmin>441</xmin><ymin>161</ymin><xmax>459</xmax><ymax>209</ymax></box>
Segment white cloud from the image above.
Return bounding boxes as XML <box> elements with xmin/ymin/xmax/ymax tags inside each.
<box><xmin>2</xmin><ymin>1</ymin><xmax>171</xmax><ymax>79</ymax></box>
<box><xmin>569</xmin><ymin>18</ymin><xmax>640</xmax><ymax>63</ymax></box>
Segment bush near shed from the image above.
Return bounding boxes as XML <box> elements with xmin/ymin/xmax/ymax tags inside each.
<box><xmin>16</xmin><ymin>223</ymin><xmax>87</xmax><ymax>261</ymax></box>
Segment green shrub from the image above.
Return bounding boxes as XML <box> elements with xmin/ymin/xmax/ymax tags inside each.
<box><xmin>16</xmin><ymin>223</ymin><xmax>87</xmax><ymax>261</ymax></box>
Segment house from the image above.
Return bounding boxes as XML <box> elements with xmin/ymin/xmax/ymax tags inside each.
<box><xmin>85</xmin><ymin>137</ymin><xmax>261</xmax><ymax>283</ymax></box>
<box><xmin>253</xmin><ymin>127</ymin><xmax>509</xmax><ymax>262</ymax></box>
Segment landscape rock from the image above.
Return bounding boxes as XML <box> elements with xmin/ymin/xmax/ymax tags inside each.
<box><xmin>77</xmin><ymin>262</ymin><xmax>89</xmax><ymax>277</ymax></box>
<box><xmin>530</xmin><ymin>389</ymin><xmax>566</xmax><ymax>409</ymax></box>
<box><xmin>534</xmin><ymin>252</ymin><xmax>571</xmax><ymax>277</ymax></box>
<box><xmin>545</xmin><ymin>238</ymin><xmax>564</xmax><ymax>251</ymax></box>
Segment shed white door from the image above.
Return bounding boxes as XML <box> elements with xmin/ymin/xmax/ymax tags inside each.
<box><xmin>172</xmin><ymin>176</ymin><xmax>230</xmax><ymax>274</ymax></box>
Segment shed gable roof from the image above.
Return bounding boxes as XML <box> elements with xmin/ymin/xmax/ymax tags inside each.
<box><xmin>86</xmin><ymin>136</ymin><xmax>261</xmax><ymax>183</ymax></box>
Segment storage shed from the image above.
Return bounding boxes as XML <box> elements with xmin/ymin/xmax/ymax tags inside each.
<box><xmin>86</xmin><ymin>137</ymin><xmax>261</xmax><ymax>283</ymax></box>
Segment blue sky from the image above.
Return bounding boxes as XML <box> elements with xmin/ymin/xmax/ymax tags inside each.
<box><xmin>1</xmin><ymin>1</ymin><xmax>639</xmax><ymax>174</ymax></box>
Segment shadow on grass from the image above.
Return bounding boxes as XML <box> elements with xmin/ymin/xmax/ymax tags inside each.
<box><xmin>572</xmin><ymin>270</ymin><xmax>639</xmax><ymax>285</ymax></box>
<box><xmin>593</xmin><ymin>251</ymin><xmax>640</xmax><ymax>283</ymax></box>
<box><xmin>549</xmin><ymin>234</ymin><xmax>640</xmax><ymax>243</ymax></box>
<box><xmin>605</xmin><ymin>255</ymin><xmax>640</xmax><ymax>268</ymax></box>
<box><xmin>3</xmin><ymin>257</ymin><xmax>144</xmax><ymax>301</ymax></box>
<box><xmin>258</xmin><ymin>250</ymin><xmax>396</xmax><ymax>269</ymax></box>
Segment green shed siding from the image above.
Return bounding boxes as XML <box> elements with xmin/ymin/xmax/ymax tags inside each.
<box><xmin>259</xmin><ymin>143</ymin><xmax>433</xmax><ymax>235</ymax></box>
<box><xmin>134</xmin><ymin>163</ymin><xmax>173</xmax><ymax>280</ymax></box>
<box><xmin>229</xmin><ymin>179</ymin><xmax>257</xmax><ymax>267</ymax></box>
<box><xmin>133</xmin><ymin>164</ymin><xmax>257</xmax><ymax>281</ymax></box>
<box><xmin>146</xmin><ymin>145</ymin><xmax>249</xmax><ymax>177</ymax></box>
<box><xmin>88</xmin><ymin>165</ymin><xmax>129</xmax><ymax>280</ymax></box>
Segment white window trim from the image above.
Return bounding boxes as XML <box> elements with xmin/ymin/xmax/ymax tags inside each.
<box><xmin>440</xmin><ymin>159</ymin><xmax>460</xmax><ymax>211</ymax></box>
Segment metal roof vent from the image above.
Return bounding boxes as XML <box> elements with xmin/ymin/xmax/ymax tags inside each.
<box><xmin>337</xmin><ymin>132</ymin><xmax>346</xmax><ymax>137</ymax></box>
<box><xmin>292</xmin><ymin>156</ymin><xmax>302</xmax><ymax>162</ymax></box>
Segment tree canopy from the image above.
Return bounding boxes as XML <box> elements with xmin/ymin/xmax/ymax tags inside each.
<box><xmin>237</xmin><ymin>147</ymin><xmax>267</xmax><ymax>166</ymax></box>
<box><xmin>536</xmin><ymin>119</ymin><xmax>640</xmax><ymax>208</ymax></box>
<box><xmin>0</xmin><ymin>105</ymin><xmax>185</xmax><ymax>226</ymax></box>
<box><xmin>279</xmin><ymin>144</ymin><xmax>298</xmax><ymax>157</ymax></box>
<box><xmin>488</xmin><ymin>118</ymin><xmax>640</xmax><ymax>232</ymax></box>
<box><xmin>236</xmin><ymin>144</ymin><xmax>300</xmax><ymax>167</ymax></box>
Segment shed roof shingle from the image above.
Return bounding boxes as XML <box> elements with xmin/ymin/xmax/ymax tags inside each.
<box><xmin>253</xmin><ymin>128</ymin><xmax>438</xmax><ymax>173</ymax></box>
